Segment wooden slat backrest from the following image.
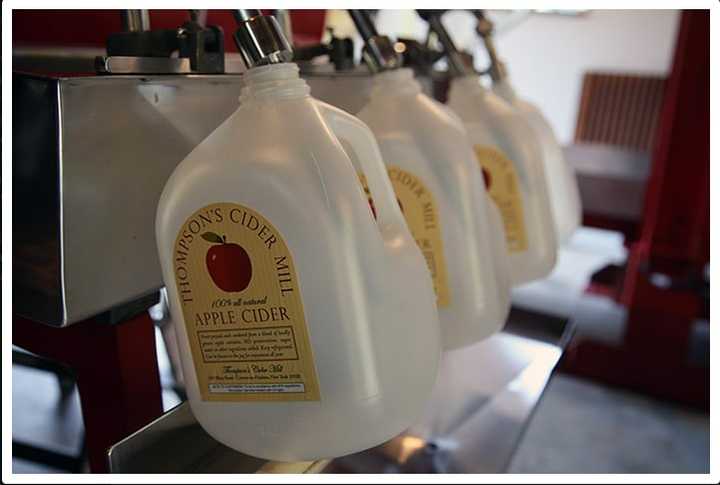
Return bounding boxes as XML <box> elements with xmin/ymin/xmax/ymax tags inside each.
<box><xmin>575</xmin><ymin>72</ymin><xmax>666</xmax><ymax>152</ymax></box>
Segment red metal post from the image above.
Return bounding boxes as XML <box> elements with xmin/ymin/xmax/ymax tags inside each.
<box><xmin>563</xmin><ymin>10</ymin><xmax>709</xmax><ymax>408</ymax></box>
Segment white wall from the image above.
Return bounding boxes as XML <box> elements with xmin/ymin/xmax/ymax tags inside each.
<box><xmin>374</xmin><ymin>9</ymin><xmax>681</xmax><ymax>144</ymax></box>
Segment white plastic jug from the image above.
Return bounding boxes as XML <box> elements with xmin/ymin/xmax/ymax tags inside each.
<box><xmin>493</xmin><ymin>79</ymin><xmax>582</xmax><ymax>243</ymax></box>
<box><xmin>447</xmin><ymin>75</ymin><xmax>558</xmax><ymax>285</ymax></box>
<box><xmin>156</xmin><ymin>63</ymin><xmax>441</xmax><ymax>461</ymax></box>
<box><xmin>357</xmin><ymin>68</ymin><xmax>511</xmax><ymax>350</ymax></box>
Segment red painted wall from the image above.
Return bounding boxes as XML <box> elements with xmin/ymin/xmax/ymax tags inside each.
<box><xmin>12</xmin><ymin>10</ymin><xmax>326</xmax><ymax>51</ymax></box>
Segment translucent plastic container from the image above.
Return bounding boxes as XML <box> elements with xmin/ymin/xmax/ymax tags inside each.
<box><xmin>156</xmin><ymin>63</ymin><xmax>441</xmax><ymax>461</ymax></box>
<box><xmin>357</xmin><ymin>68</ymin><xmax>511</xmax><ymax>350</ymax></box>
<box><xmin>493</xmin><ymin>79</ymin><xmax>582</xmax><ymax>243</ymax></box>
<box><xmin>448</xmin><ymin>75</ymin><xmax>558</xmax><ymax>285</ymax></box>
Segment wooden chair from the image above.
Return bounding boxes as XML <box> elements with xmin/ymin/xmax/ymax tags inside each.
<box><xmin>575</xmin><ymin>72</ymin><xmax>666</xmax><ymax>152</ymax></box>
<box><xmin>567</xmin><ymin>72</ymin><xmax>667</xmax><ymax>300</ymax></box>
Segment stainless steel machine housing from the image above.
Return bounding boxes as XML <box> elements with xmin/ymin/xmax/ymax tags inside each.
<box><xmin>13</xmin><ymin>73</ymin><xmax>245</xmax><ymax>326</ymax></box>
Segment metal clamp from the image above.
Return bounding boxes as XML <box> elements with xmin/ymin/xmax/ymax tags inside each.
<box><xmin>100</xmin><ymin>9</ymin><xmax>225</xmax><ymax>74</ymax></box>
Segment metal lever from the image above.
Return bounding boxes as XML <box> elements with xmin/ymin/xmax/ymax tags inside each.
<box><xmin>472</xmin><ymin>10</ymin><xmax>507</xmax><ymax>82</ymax></box>
<box><xmin>348</xmin><ymin>10</ymin><xmax>401</xmax><ymax>72</ymax></box>
<box><xmin>232</xmin><ymin>10</ymin><xmax>293</xmax><ymax>68</ymax></box>
<box><xmin>417</xmin><ymin>10</ymin><xmax>470</xmax><ymax>77</ymax></box>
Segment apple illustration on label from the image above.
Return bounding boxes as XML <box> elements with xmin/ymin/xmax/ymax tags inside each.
<box><xmin>202</xmin><ymin>232</ymin><xmax>252</xmax><ymax>292</ymax></box>
<box><xmin>482</xmin><ymin>167</ymin><xmax>492</xmax><ymax>190</ymax></box>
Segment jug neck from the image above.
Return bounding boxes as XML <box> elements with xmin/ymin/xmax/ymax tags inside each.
<box><xmin>240</xmin><ymin>63</ymin><xmax>311</xmax><ymax>103</ymax></box>
<box><xmin>368</xmin><ymin>68</ymin><xmax>422</xmax><ymax>99</ymax></box>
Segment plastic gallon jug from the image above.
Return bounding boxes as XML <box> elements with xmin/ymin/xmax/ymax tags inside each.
<box><xmin>471</xmin><ymin>9</ymin><xmax>581</xmax><ymax>244</ymax></box>
<box><xmin>447</xmin><ymin>75</ymin><xmax>558</xmax><ymax>285</ymax></box>
<box><xmin>493</xmin><ymin>79</ymin><xmax>582</xmax><ymax>243</ymax></box>
<box><xmin>156</xmin><ymin>14</ymin><xmax>441</xmax><ymax>462</ymax></box>
<box><xmin>357</xmin><ymin>68</ymin><xmax>511</xmax><ymax>350</ymax></box>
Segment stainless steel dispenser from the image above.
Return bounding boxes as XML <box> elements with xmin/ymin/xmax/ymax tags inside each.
<box><xmin>13</xmin><ymin>11</ymin><xmax>250</xmax><ymax>326</ymax></box>
<box><xmin>13</xmin><ymin>73</ymin><xmax>246</xmax><ymax>326</ymax></box>
<box><xmin>299</xmin><ymin>10</ymin><xmax>441</xmax><ymax>114</ymax></box>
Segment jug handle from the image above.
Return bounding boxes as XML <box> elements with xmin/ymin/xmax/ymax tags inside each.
<box><xmin>317</xmin><ymin>101</ymin><xmax>406</xmax><ymax>233</ymax></box>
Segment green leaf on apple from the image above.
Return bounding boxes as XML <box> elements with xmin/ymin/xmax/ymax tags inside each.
<box><xmin>201</xmin><ymin>232</ymin><xmax>224</xmax><ymax>244</ymax></box>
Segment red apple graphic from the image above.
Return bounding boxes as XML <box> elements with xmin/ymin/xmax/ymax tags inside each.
<box><xmin>202</xmin><ymin>232</ymin><xmax>252</xmax><ymax>292</ymax></box>
<box><xmin>368</xmin><ymin>196</ymin><xmax>378</xmax><ymax>219</ymax></box>
<box><xmin>361</xmin><ymin>184</ymin><xmax>377</xmax><ymax>219</ymax></box>
<box><xmin>482</xmin><ymin>167</ymin><xmax>493</xmax><ymax>190</ymax></box>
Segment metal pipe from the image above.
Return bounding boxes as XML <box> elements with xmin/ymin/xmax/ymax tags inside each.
<box><xmin>197</xmin><ymin>10</ymin><xmax>209</xmax><ymax>28</ymax></box>
<box><xmin>348</xmin><ymin>10</ymin><xmax>378</xmax><ymax>42</ymax></box>
<box><xmin>189</xmin><ymin>9</ymin><xmax>208</xmax><ymax>28</ymax></box>
<box><xmin>232</xmin><ymin>9</ymin><xmax>261</xmax><ymax>24</ymax></box>
<box><xmin>274</xmin><ymin>10</ymin><xmax>294</xmax><ymax>45</ymax></box>
<box><xmin>472</xmin><ymin>10</ymin><xmax>507</xmax><ymax>82</ymax></box>
<box><xmin>121</xmin><ymin>10</ymin><xmax>151</xmax><ymax>32</ymax></box>
<box><xmin>423</xmin><ymin>13</ymin><xmax>469</xmax><ymax>77</ymax></box>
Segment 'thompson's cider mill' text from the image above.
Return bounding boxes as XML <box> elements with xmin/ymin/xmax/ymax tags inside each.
<box><xmin>174</xmin><ymin>206</ymin><xmax>295</xmax><ymax>327</ymax></box>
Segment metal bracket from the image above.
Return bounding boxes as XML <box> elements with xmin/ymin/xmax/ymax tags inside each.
<box><xmin>98</xmin><ymin>10</ymin><xmax>226</xmax><ymax>75</ymax></box>
<box><xmin>294</xmin><ymin>28</ymin><xmax>356</xmax><ymax>71</ymax></box>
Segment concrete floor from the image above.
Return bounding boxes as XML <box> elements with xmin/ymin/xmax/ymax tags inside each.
<box><xmin>508</xmin><ymin>374</ymin><xmax>709</xmax><ymax>474</ymax></box>
<box><xmin>507</xmin><ymin>227</ymin><xmax>709</xmax><ymax>474</ymax></box>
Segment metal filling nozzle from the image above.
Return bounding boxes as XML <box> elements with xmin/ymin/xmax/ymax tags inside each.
<box><xmin>348</xmin><ymin>10</ymin><xmax>401</xmax><ymax>72</ymax></box>
<box><xmin>232</xmin><ymin>10</ymin><xmax>293</xmax><ymax>68</ymax></box>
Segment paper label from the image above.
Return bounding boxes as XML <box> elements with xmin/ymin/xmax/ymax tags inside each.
<box><xmin>474</xmin><ymin>145</ymin><xmax>528</xmax><ymax>253</ymax></box>
<box><xmin>387</xmin><ymin>166</ymin><xmax>450</xmax><ymax>308</ymax></box>
<box><xmin>173</xmin><ymin>203</ymin><xmax>320</xmax><ymax>402</ymax></box>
